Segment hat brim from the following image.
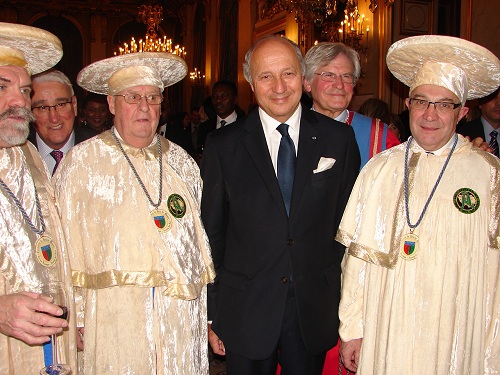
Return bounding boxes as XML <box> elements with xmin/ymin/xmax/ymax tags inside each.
<box><xmin>0</xmin><ymin>22</ymin><xmax>62</xmax><ymax>75</ymax></box>
<box><xmin>386</xmin><ymin>35</ymin><xmax>500</xmax><ymax>100</ymax></box>
<box><xmin>77</xmin><ymin>52</ymin><xmax>187</xmax><ymax>94</ymax></box>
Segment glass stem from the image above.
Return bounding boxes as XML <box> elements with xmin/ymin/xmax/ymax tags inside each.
<box><xmin>51</xmin><ymin>334</ymin><xmax>58</xmax><ymax>365</ymax></box>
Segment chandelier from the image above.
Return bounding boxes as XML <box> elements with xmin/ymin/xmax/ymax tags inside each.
<box><xmin>261</xmin><ymin>0</ymin><xmax>394</xmax><ymax>54</ymax></box>
<box><xmin>114</xmin><ymin>4</ymin><xmax>186</xmax><ymax>57</ymax></box>
<box><xmin>189</xmin><ymin>68</ymin><xmax>205</xmax><ymax>87</ymax></box>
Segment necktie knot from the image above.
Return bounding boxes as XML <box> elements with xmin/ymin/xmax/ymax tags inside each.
<box><xmin>50</xmin><ymin>150</ymin><xmax>64</xmax><ymax>175</ymax></box>
<box><xmin>220</xmin><ymin>119</ymin><xmax>227</xmax><ymax>127</ymax></box>
<box><xmin>277</xmin><ymin>123</ymin><xmax>289</xmax><ymax>137</ymax></box>
<box><xmin>50</xmin><ymin>150</ymin><xmax>64</xmax><ymax>163</ymax></box>
<box><xmin>489</xmin><ymin>130</ymin><xmax>499</xmax><ymax>157</ymax></box>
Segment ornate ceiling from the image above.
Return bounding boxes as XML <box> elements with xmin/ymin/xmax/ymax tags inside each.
<box><xmin>0</xmin><ymin>0</ymin><xmax>195</xmax><ymax>23</ymax></box>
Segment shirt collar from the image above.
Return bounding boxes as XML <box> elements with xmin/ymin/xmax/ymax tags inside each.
<box><xmin>259</xmin><ymin>104</ymin><xmax>302</xmax><ymax>134</ymax></box>
<box><xmin>310</xmin><ymin>105</ymin><xmax>348</xmax><ymax>123</ymax></box>
<box><xmin>217</xmin><ymin>111</ymin><xmax>238</xmax><ymax>125</ymax></box>
<box><xmin>36</xmin><ymin>130</ymin><xmax>75</xmax><ymax>157</ymax></box>
<box><xmin>412</xmin><ymin>134</ymin><xmax>457</xmax><ymax>156</ymax></box>
<box><xmin>334</xmin><ymin>109</ymin><xmax>349</xmax><ymax>123</ymax></box>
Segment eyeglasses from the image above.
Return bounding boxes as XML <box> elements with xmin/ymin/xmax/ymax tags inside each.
<box><xmin>408</xmin><ymin>98</ymin><xmax>461</xmax><ymax>112</ymax></box>
<box><xmin>314</xmin><ymin>72</ymin><xmax>357</xmax><ymax>84</ymax></box>
<box><xmin>115</xmin><ymin>93</ymin><xmax>163</xmax><ymax>105</ymax></box>
<box><xmin>32</xmin><ymin>101</ymin><xmax>73</xmax><ymax>115</ymax></box>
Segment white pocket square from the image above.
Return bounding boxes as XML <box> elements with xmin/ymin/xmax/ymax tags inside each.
<box><xmin>313</xmin><ymin>157</ymin><xmax>336</xmax><ymax>173</ymax></box>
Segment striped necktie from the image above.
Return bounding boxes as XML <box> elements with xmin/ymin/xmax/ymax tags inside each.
<box><xmin>489</xmin><ymin>130</ymin><xmax>499</xmax><ymax>157</ymax></box>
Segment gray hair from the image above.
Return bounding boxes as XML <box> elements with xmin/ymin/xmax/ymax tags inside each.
<box><xmin>304</xmin><ymin>42</ymin><xmax>361</xmax><ymax>84</ymax></box>
<box><xmin>243</xmin><ymin>35</ymin><xmax>305</xmax><ymax>84</ymax></box>
<box><xmin>32</xmin><ymin>69</ymin><xmax>74</xmax><ymax>96</ymax></box>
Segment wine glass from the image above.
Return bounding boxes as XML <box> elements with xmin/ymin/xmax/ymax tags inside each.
<box><xmin>39</xmin><ymin>281</ymin><xmax>71</xmax><ymax>375</ymax></box>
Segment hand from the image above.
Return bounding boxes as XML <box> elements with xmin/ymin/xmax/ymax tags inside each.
<box><xmin>469</xmin><ymin>136</ymin><xmax>493</xmax><ymax>153</ymax></box>
<box><xmin>340</xmin><ymin>338</ymin><xmax>362</xmax><ymax>372</ymax></box>
<box><xmin>77</xmin><ymin>327</ymin><xmax>85</xmax><ymax>351</ymax></box>
<box><xmin>0</xmin><ymin>292</ymin><xmax>68</xmax><ymax>345</ymax></box>
<box><xmin>208</xmin><ymin>323</ymin><xmax>225</xmax><ymax>355</ymax></box>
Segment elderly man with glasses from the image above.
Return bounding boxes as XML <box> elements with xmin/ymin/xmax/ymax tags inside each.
<box><xmin>29</xmin><ymin>69</ymin><xmax>97</xmax><ymax>175</ymax></box>
<box><xmin>337</xmin><ymin>35</ymin><xmax>500</xmax><ymax>375</ymax></box>
<box><xmin>52</xmin><ymin>52</ymin><xmax>215</xmax><ymax>374</ymax></box>
<box><xmin>303</xmin><ymin>42</ymin><xmax>400</xmax><ymax>168</ymax></box>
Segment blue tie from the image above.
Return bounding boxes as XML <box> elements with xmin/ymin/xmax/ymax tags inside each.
<box><xmin>277</xmin><ymin>123</ymin><xmax>296</xmax><ymax>216</ymax></box>
<box><xmin>489</xmin><ymin>130</ymin><xmax>499</xmax><ymax>157</ymax></box>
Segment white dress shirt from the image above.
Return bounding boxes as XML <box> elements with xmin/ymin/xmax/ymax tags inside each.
<box><xmin>35</xmin><ymin>131</ymin><xmax>75</xmax><ymax>175</ymax></box>
<box><xmin>216</xmin><ymin>111</ymin><xmax>238</xmax><ymax>129</ymax></box>
<box><xmin>259</xmin><ymin>105</ymin><xmax>301</xmax><ymax>174</ymax></box>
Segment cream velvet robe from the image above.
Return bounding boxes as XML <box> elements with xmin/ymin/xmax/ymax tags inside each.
<box><xmin>54</xmin><ymin>130</ymin><xmax>215</xmax><ymax>374</ymax></box>
<box><xmin>337</xmin><ymin>135</ymin><xmax>499</xmax><ymax>374</ymax></box>
<box><xmin>0</xmin><ymin>142</ymin><xmax>77</xmax><ymax>374</ymax></box>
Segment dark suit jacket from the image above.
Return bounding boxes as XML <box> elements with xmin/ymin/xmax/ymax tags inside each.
<box><xmin>28</xmin><ymin>125</ymin><xmax>98</xmax><ymax>148</ymax></box>
<box><xmin>201</xmin><ymin>107</ymin><xmax>360</xmax><ymax>359</ymax></box>
<box><xmin>197</xmin><ymin>113</ymin><xmax>244</xmax><ymax>152</ymax></box>
<box><xmin>164</xmin><ymin>122</ymin><xmax>196</xmax><ymax>156</ymax></box>
<box><xmin>456</xmin><ymin>117</ymin><xmax>485</xmax><ymax>140</ymax></box>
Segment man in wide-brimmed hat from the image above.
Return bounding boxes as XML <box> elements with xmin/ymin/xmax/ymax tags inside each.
<box><xmin>338</xmin><ymin>35</ymin><xmax>500</xmax><ymax>374</ymax></box>
<box><xmin>53</xmin><ymin>51</ymin><xmax>215</xmax><ymax>374</ymax></box>
<box><xmin>0</xmin><ymin>22</ymin><xmax>77</xmax><ymax>373</ymax></box>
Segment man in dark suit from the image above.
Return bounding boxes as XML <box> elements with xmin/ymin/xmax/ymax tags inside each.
<box><xmin>29</xmin><ymin>69</ymin><xmax>97</xmax><ymax>175</ymax></box>
<box><xmin>201</xmin><ymin>35</ymin><xmax>360</xmax><ymax>375</ymax></box>
<box><xmin>197</xmin><ymin>80</ymin><xmax>243</xmax><ymax>153</ymax></box>
<box><xmin>457</xmin><ymin>87</ymin><xmax>500</xmax><ymax>156</ymax></box>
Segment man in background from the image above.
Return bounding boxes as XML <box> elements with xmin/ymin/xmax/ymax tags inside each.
<box><xmin>189</xmin><ymin>106</ymin><xmax>201</xmax><ymax>152</ymax></box>
<box><xmin>457</xmin><ymin>87</ymin><xmax>500</xmax><ymax>157</ymax></box>
<box><xmin>197</xmin><ymin>80</ymin><xmax>243</xmax><ymax>154</ymax></box>
<box><xmin>303</xmin><ymin>42</ymin><xmax>400</xmax><ymax>168</ymax></box>
<box><xmin>29</xmin><ymin>69</ymin><xmax>97</xmax><ymax>175</ymax></box>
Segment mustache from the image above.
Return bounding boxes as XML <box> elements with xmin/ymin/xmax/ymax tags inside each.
<box><xmin>0</xmin><ymin>107</ymin><xmax>36</xmax><ymax>123</ymax></box>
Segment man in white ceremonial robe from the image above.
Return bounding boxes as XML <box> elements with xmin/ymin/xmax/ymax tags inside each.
<box><xmin>53</xmin><ymin>51</ymin><xmax>215</xmax><ymax>374</ymax></box>
<box><xmin>0</xmin><ymin>22</ymin><xmax>77</xmax><ymax>374</ymax></box>
<box><xmin>337</xmin><ymin>35</ymin><xmax>500</xmax><ymax>375</ymax></box>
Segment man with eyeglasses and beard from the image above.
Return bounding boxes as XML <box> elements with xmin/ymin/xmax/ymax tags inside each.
<box><xmin>29</xmin><ymin>69</ymin><xmax>97</xmax><ymax>175</ymax></box>
<box><xmin>53</xmin><ymin>51</ymin><xmax>215</xmax><ymax>374</ymax></box>
<box><xmin>0</xmin><ymin>22</ymin><xmax>77</xmax><ymax>373</ymax></box>
<box><xmin>337</xmin><ymin>36</ymin><xmax>500</xmax><ymax>375</ymax></box>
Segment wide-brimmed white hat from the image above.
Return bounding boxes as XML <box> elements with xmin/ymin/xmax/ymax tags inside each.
<box><xmin>386</xmin><ymin>35</ymin><xmax>500</xmax><ymax>104</ymax></box>
<box><xmin>0</xmin><ymin>22</ymin><xmax>62</xmax><ymax>75</ymax></box>
<box><xmin>77</xmin><ymin>52</ymin><xmax>187</xmax><ymax>95</ymax></box>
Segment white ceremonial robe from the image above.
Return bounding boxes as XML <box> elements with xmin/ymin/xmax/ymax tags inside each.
<box><xmin>0</xmin><ymin>142</ymin><xmax>77</xmax><ymax>374</ymax></box>
<box><xmin>53</xmin><ymin>130</ymin><xmax>215</xmax><ymax>375</ymax></box>
<box><xmin>336</xmin><ymin>135</ymin><xmax>499</xmax><ymax>375</ymax></box>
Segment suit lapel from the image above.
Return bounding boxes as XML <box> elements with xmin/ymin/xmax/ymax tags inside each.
<box><xmin>242</xmin><ymin>110</ymin><xmax>288</xmax><ymax>219</ymax></box>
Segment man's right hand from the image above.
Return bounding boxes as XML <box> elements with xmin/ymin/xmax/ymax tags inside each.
<box><xmin>340</xmin><ymin>338</ymin><xmax>362</xmax><ymax>372</ymax></box>
<box><xmin>0</xmin><ymin>292</ymin><xmax>68</xmax><ymax>345</ymax></box>
<box><xmin>208</xmin><ymin>323</ymin><xmax>226</xmax><ymax>356</ymax></box>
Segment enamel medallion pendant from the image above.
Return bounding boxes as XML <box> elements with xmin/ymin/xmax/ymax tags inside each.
<box><xmin>35</xmin><ymin>234</ymin><xmax>58</xmax><ymax>267</ymax></box>
<box><xmin>151</xmin><ymin>208</ymin><xmax>172</xmax><ymax>233</ymax></box>
<box><xmin>400</xmin><ymin>233</ymin><xmax>418</xmax><ymax>261</ymax></box>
